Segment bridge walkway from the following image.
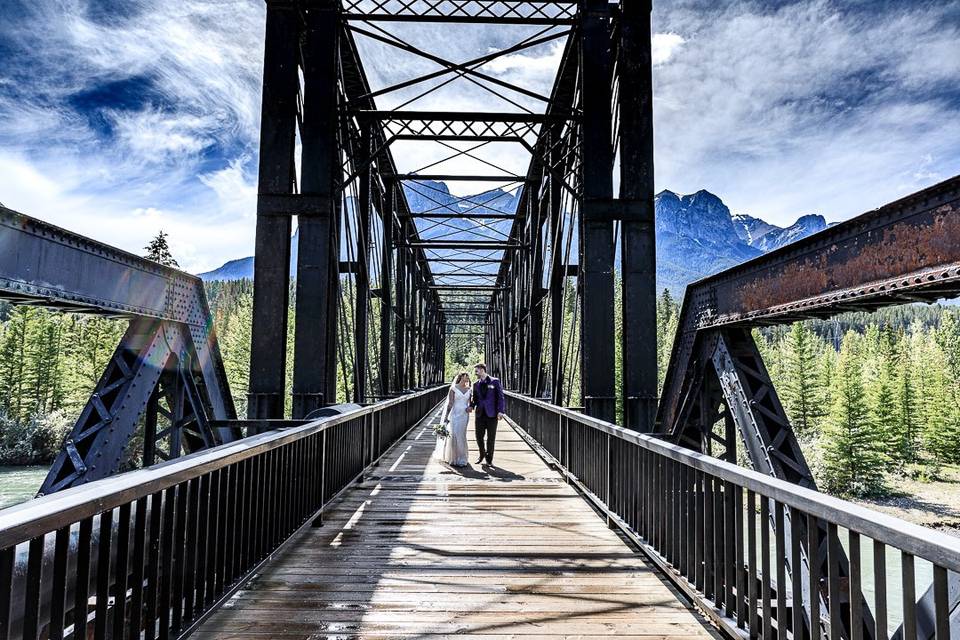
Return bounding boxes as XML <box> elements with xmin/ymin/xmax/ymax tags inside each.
<box><xmin>193</xmin><ymin>409</ymin><xmax>720</xmax><ymax>639</ymax></box>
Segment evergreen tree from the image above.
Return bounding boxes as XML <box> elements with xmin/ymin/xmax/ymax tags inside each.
<box><xmin>780</xmin><ymin>322</ymin><xmax>823</xmax><ymax>439</ymax></box>
<box><xmin>220</xmin><ymin>293</ymin><xmax>253</xmax><ymax>417</ymax></box>
<box><xmin>892</xmin><ymin>330</ymin><xmax>919</xmax><ymax>465</ymax></box>
<box><xmin>144</xmin><ymin>231</ymin><xmax>180</xmax><ymax>268</ymax></box>
<box><xmin>916</xmin><ymin>333</ymin><xmax>960</xmax><ymax>467</ymax></box>
<box><xmin>0</xmin><ymin>308</ymin><xmax>31</xmax><ymax>422</ymax></box>
<box><xmin>865</xmin><ymin>327</ymin><xmax>900</xmax><ymax>469</ymax></box>
<box><xmin>656</xmin><ymin>289</ymin><xmax>679</xmax><ymax>393</ymax></box>
<box><xmin>820</xmin><ymin>331</ymin><xmax>887</xmax><ymax>497</ymax></box>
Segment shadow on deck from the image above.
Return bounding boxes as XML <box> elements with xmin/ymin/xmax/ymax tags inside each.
<box><xmin>193</xmin><ymin>408</ymin><xmax>721</xmax><ymax>639</ymax></box>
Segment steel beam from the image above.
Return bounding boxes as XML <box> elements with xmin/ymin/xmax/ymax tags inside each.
<box><xmin>405</xmin><ymin>242</ymin><xmax>519</xmax><ymax>250</ymax></box>
<box><xmin>408</xmin><ymin>213</ymin><xmax>520</xmax><ymax>220</ymax></box>
<box><xmin>248</xmin><ymin>1</ymin><xmax>299</xmax><ymax>419</ymax></box>
<box><xmin>0</xmin><ymin>207</ymin><xmax>239</xmax><ymax>492</ymax></box>
<box><xmin>291</xmin><ymin>2</ymin><xmax>341</xmax><ymax>419</ymax></box>
<box><xmin>379</xmin><ymin>183</ymin><xmax>395</xmax><ymax>397</ymax></box>
<box><xmin>578</xmin><ymin>0</ymin><xmax>616</xmax><ymax>422</ymax></box>
<box><xmin>659</xmin><ymin>175</ymin><xmax>960</xmax><ymax>433</ymax></box>
<box><xmin>617</xmin><ymin>0</ymin><xmax>658</xmax><ymax>431</ymax></box>
<box><xmin>397</xmin><ymin>174</ymin><xmax>527</xmax><ymax>182</ymax></box>
<box><xmin>354</xmin><ymin>124</ymin><xmax>372</xmax><ymax>402</ymax></box>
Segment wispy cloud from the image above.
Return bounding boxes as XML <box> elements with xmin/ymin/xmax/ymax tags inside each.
<box><xmin>651</xmin><ymin>0</ymin><xmax>960</xmax><ymax>223</ymax></box>
<box><xmin>0</xmin><ymin>0</ymin><xmax>957</xmax><ymax>272</ymax></box>
<box><xmin>0</xmin><ymin>0</ymin><xmax>264</xmax><ymax>272</ymax></box>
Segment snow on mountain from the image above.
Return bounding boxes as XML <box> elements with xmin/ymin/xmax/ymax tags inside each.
<box><xmin>199</xmin><ymin>184</ymin><xmax>829</xmax><ymax>297</ymax></box>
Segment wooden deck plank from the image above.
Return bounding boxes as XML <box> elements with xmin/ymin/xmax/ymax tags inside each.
<box><xmin>195</xmin><ymin>409</ymin><xmax>720</xmax><ymax>639</ymax></box>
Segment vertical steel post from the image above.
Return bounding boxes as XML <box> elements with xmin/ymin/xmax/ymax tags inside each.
<box><xmin>394</xmin><ymin>241</ymin><xmax>407</xmax><ymax>391</ymax></box>
<box><xmin>528</xmin><ymin>185</ymin><xmax>546</xmax><ymax>397</ymax></box>
<box><xmin>292</xmin><ymin>1</ymin><xmax>341</xmax><ymax>418</ymax></box>
<box><xmin>379</xmin><ymin>182</ymin><xmax>394</xmax><ymax>397</ymax></box>
<box><xmin>549</xmin><ymin>142</ymin><xmax>565</xmax><ymax>406</ymax></box>
<box><xmin>518</xmin><ymin>205</ymin><xmax>530</xmax><ymax>394</ymax></box>
<box><xmin>248</xmin><ymin>1</ymin><xmax>298</xmax><ymax>419</ymax></box>
<box><xmin>618</xmin><ymin>0</ymin><xmax>657</xmax><ymax>431</ymax></box>
<box><xmin>354</xmin><ymin>124</ymin><xmax>372</xmax><ymax>402</ymax></box>
<box><xmin>408</xmin><ymin>268</ymin><xmax>418</xmax><ymax>387</ymax></box>
<box><xmin>579</xmin><ymin>0</ymin><xmax>617</xmax><ymax>422</ymax></box>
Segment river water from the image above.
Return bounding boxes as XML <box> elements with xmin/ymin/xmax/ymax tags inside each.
<box><xmin>0</xmin><ymin>466</ymin><xmax>48</xmax><ymax>509</ymax></box>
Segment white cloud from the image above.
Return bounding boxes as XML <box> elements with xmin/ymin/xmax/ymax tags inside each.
<box><xmin>0</xmin><ymin>0</ymin><xmax>265</xmax><ymax>270</ymax></box>
<box><xmin>0</xmin><ymin>0</ymin><xmax>957</xmax><ymax>273</ymax></box>
<box><xmin>652</xmin><ymin>32</ymin><xmax>685</xmax><ymax>65</ymax></box>
<box><xmin>650</xmin><ymin>0</ymin><xmax>960</xmax><ymax>224</ymax></box>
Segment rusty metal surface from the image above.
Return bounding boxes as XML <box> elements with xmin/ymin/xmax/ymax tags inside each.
<box><xmin>659</xmin><ymin>175</ymin><xmax>960</xmax><ymax>432</ymax></box>
<box><xmin>0</xmin><ymin>205</ymin><xmax>208</xmax><ymax>326</ymax></box>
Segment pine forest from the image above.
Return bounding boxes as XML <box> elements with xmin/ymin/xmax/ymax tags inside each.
<box><xmin>2</xmin><ymin>272</ymin><xmax>959</xmax><ymax>520</ymax></box>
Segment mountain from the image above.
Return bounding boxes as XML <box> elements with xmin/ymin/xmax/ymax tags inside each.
<box><xmin>731</xmin><ymin>213</ymin><xmax>778</xmax><ymax>245</ymax></box>
<box><xmin>655</xmin><ymin>190</ymin><xmax>762</xmax><ymax>294</ymax></box>
<box><xmin>199</xmin><ymin>257</ymin><xmax>256</xmax><ymax>281</ymax></box>
<box><xmin>655</xmin><ymin>191</ymin><xmax>828</xmax><ymax>293</ymax></box>
<box><xmin>732</xmin><ymin>212</ymin><xmax>827</xmax><ymax>252</ymax></box>
<box><xmin>198</xmin><ymin>183</ymin><xmax>520</xmax><ymax>281</ymax></box>
<box><xmin>199</xmin><ymin>228</ymin><xmax>299</xmax><ymax>282</ymax></box>
<box><xmin>199</xmin><ymin>184</ymin><xmax>828</xmax><ymax>296</ymax></box>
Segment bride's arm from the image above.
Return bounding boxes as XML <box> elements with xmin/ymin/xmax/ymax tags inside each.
<box><xmin>440</xmin><ymin>388</ymin><xmax>454</xmax><ymax>424</ymax></box>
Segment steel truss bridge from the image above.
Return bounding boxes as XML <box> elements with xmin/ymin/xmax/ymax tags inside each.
<box><xmin>0</xmin><ymin>1</ymin><xmax>958</xmax><ymax>639</ymax></box>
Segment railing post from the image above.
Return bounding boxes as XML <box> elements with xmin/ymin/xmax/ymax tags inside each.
<box><xmin>312</xmin><ymin>429</ymin><xmax>327</xmax><ymax>528</ymax></box>
<box><xmin>605</xmin><ymin>433</ymin><xmax>614</xmax><ymax>528</ymax></box>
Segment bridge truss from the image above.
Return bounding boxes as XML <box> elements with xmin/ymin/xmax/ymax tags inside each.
<box><xmin>0</xmin><ymin>1</ymin><xmax>958</xmax><ymax>639</ymax></box>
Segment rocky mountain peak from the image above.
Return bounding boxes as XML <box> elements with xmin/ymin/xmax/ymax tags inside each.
<box><xmin>199</xmin><ymin>183</ymin><xmax>830</xmax><ymax>300</ymax></box>
<box><xmin>655</xmin><ymin>188</ymin><xmax>743</xmax><ymax>247</ymax></box>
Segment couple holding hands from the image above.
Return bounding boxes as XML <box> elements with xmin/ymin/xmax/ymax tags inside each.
<box><xmin>435</xmin><ymin>363</ymin><xmax>506</xmax><ymax>468</ymax></box>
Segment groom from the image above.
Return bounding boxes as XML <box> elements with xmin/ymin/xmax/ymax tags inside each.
<box><xmin>469</xmin><ymin>363</ymin><xmax>505</xmax><ymax>466</ymax></box>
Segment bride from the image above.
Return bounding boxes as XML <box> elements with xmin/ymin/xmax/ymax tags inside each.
<box><xmin>436</xmin><ymin>372</ymin><xmax>471</xmax><ymax>466</ymax></box>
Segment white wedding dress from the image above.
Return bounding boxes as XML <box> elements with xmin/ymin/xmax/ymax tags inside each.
<box><xmin>436</xmin><ymin>386</ymin><xmax>470</xmax><ymax>466</ymax></box>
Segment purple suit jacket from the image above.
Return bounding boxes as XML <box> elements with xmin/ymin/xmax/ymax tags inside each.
<box><xmin>470</xmin><ymin>376</ymin><xmax>505</xmax><ymax>418</ymax></box>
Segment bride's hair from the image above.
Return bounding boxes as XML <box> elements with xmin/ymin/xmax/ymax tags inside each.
<box><xmin>452</xmin><ymin>371</ymin><xmax>470</xmax><ymax>385</ymax></box>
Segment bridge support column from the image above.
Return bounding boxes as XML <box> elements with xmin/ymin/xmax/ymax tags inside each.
<box><xmin>528</xmin><ymin>192</ymin><xmax>546</xmax><ymax>397</ymax></box>
<box><xmin>673</xmin><ymin>327</ymin><xmax>877</xmax><ymax>639</ymax></box>
<box><xmin>379</xmin><ymin>183</ymin><xmax>395</xmax><ymax>397</ymax></box>
<box><xmin>548</xmin><ymin>139</ymin><xmax>565</xmax><ymax>406</ymax></box>
<box><xmin>617</xmin><ymin>0</ymin><xmax>658</xmax><ymax>432</ymax></box>
<box><xmin>579</xmin><ymin>0</ymin><xmax>617</xmax><ymax>422</ymax></box>
<box><xmin>354</xmin><ymin>124</ymin><xmax>372</xmax><ymax>402</ymax></box>
<box><xmin>248</xmin><ymin>1</ymin><xmax>298</xmax><ymax>420</ymax></box>
<box><xmin>292</xmin><ymin>2</ymin><xmax>341</xmax><ymax>418</ymax></box>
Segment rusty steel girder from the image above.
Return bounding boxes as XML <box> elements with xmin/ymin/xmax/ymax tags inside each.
<box><xmin>659</xmin><ymin>175</ymin><xmax>960</xmax><ymax>434</ymax></box>
<box><xmin>0</xmin><ymin>205</ymin><xmax>239</xmax><ymax>492</ymax></box>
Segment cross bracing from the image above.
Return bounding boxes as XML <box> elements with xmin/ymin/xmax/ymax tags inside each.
<box><xmin>0</xmin><ymin>2</ymin><xmax>959</xmax><ymax>639</ymax></box>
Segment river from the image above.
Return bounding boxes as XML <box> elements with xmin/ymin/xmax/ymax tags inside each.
<box><xmin>0</xmin><ymin>466</ymin><xmax>48</xmax><ymax>509</ymax></box>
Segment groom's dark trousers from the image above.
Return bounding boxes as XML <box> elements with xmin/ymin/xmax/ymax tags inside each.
<box><xmin>475</xmin><ymin>413</ymin><xmax>498</xmax><ymax>464</ymax></box>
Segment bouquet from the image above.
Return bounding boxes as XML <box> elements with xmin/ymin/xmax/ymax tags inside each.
<box><xmin>433</xmin><ymin>421</ymin><xmax>450</xmax><ymax>439</ymax></box>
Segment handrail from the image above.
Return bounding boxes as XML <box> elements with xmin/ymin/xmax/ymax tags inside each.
<box><xmin>507</xmin><ymin>392</ymin><xmax>960</xmax><ymax>571</ymax></box>
<box><xmin>0</xmin><ymin>386</ymin><xmax>440</xmax><ymax>548</ymax></box>
<box><xmin>0</xmin><ymin>386</ymin><xmax>447</xmax><ymax>640</ymax></box>
<box><xmin>506</xmin><ymin>391</ymin><xmax>960</xmax><ymax>639</ymax></box>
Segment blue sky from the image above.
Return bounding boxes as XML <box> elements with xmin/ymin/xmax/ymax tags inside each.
<box><xmin>0</xmin><ymin>0</ymin><xmax>958</xmax><ymax>273</ymax></box>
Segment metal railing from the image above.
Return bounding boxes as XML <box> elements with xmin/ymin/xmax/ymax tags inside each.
<box><xmin>0</xmin><ymin>386</ymin><xmax>446</xmax><ymax>640</ymax></box>
<box><xmin>506</xmin><ymin>391</ymin><xmax>960</xmax><ymax>640</ymax></box>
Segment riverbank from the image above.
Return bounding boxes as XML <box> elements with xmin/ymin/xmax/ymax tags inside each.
<box><xmin>853</xmin><ymin>464</ymin><xmax>960</xmax><ymax>538</ymax></box>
